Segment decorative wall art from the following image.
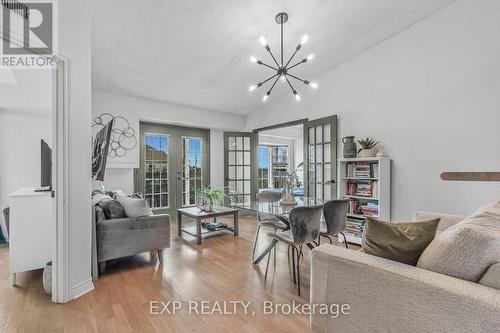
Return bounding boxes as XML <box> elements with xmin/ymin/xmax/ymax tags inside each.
<box><xmin>92</xmin><ymin>113</ymin><xmax>137</xmax><ymax>158</ymax></box>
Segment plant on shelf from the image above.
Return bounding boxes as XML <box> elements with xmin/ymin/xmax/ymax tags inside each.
<box><xmin>195</xmin><ymin>186</ymin><xmax>228</xmax><ymax>212</ymax></box>
<box><xmin>357</xmin><ymin>138</ymin><xmax>380</xmax><ymax>158</ymax></box>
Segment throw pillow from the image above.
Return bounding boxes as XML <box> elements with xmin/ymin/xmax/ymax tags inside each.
<box><xmin>96</xmin><ymin>198</ymin><xmax>126</xmax><ymax>219</ymax></box>
<box><xmin>362</xmin><ymin>217</ymin><xmax>440</xmax><ymax>266</ymax></box>
<box><xmin>417</xmin><ymin>200</ymin><xmax>500</xmax><ymax>282</ymax></box>
<box><xmin>479</xmin><ymin>263</ymin><xmax>500</xmax><ymax>290</ymax></box>
<box><xmin>119</xmin><ymin>197</ymin><xmax>153</xmax><ymax>217</ymax></box>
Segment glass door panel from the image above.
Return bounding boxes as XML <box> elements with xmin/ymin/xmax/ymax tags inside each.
<box><xmin>182</xmin><ymin>137</ymin><xmax>203</xmax><ymax>206</ymax></box>
<box><xmin>305</xmin><ymin>116</ymin><xmax>337</xmax><ymax>200</ymax></box>
<box><xmin>224</xmin><ymin>132</ymin><xmax>257</xmax><ymax>205</ymax></box>
<box><xmin>144</xmin><ymin>134</ymin><xmax>169</xmax><ymax>209</ymax></box>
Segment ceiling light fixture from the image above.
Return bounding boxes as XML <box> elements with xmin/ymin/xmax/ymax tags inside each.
<box><xmin>248</xmin><ymin>12</ymin><xmax>318</xmax><ymax>102</ymax></box>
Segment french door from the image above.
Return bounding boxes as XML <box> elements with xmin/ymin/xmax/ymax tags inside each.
<box><xmin>304</xmin><ymin>116</ymin><xmax>337</xmax><ymax>200</ymax></box>
<box><xmin>137</xmin><ymin>123</ymin><xmax>210</xmax><ymax>216</ymax></box>
<box><xmin>223</xmin><ymin>132</ymin><xmax>258</xmax><ymax>206</ymax></box>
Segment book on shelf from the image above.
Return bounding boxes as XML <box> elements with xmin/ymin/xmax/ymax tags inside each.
<box><xmin>344</xmin><ymin>180</ymin><xmax>378</xmax><ymax>197</ymax></box>
<box><xmin>346</xmin><ymin>199</ymin><xmax>379</xmax><ymax>218</ymax></box>
<box><xmin>345</xmin><ymin>162</ymin><xmax>379</xmax><ymax>178</ymax></box>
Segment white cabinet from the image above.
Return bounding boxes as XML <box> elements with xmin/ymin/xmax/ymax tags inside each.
<box><xmin>8</xmin><ymin>187</ymin><xmax>53</xmax><ymax>285</ymax></box>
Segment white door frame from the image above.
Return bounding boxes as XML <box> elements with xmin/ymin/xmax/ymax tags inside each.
<box><xmin>1</xmin><ymin>25</ymin><xmax>71</xmax><ymax>303</ymax></box>
<box><xmin>51</xmin><ymin>54</ymin><xmax>70</xmax><ymax>303</ymax></box>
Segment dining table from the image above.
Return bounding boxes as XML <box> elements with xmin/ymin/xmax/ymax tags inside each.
<box><xmin>230</xmin><ymin>196</ymin><xmax>325</xmax><ymax>264</ymax></box>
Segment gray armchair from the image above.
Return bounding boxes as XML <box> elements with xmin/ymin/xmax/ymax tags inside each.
<box><xmin>92</xmin><ymin>205</ymin><xmax>170</xmax><ymax>278</ymax></box>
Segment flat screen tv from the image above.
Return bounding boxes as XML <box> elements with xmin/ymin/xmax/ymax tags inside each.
<box><xmin>40</xmin><ymin>139</ymin><xmax>52</xmax><ymax>189</ymax></box>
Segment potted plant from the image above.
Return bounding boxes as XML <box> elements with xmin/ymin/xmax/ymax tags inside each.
<box><xmin>357</xmin><ymin>138</ymin><xmax>379</xmax><ymax>157</ymax></box>
<box><xmin>195</xmin><ymin>186</ymin><xmax>228</xmax><ymax>212</ymax></box>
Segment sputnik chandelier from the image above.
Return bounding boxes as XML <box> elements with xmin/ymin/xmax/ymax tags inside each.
<box><xmin>249</xmin><ymin>12</ymin><xmax>318</xmax><ymax>102</ymax></box>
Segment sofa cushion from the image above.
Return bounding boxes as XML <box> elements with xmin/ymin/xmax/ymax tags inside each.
<box><xmin>96</xmin><ymin>198</ymin><xmax>126</xmax><ymax>219</ymax></box>
<box><xmin>417</xmin><ymin>200</ymin><xmax>500</xmax><ymax>282</ymax></box>
<box><xmin>362</xmin><ymin>217</ymin><xmax>440</xmax><ymax>266</ymax></box>
<box><xmin>479</xmin><ymin>263</ymin><xmax>500</xmax><ymax>290</ymax></box>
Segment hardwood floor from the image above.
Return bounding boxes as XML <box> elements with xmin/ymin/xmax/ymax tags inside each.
<box><xmin>0</xmin><ymin>213</ymin><xmax>357</xmax><ymax>332</ymax></box>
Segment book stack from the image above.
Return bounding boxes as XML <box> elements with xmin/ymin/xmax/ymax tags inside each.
<box><xmin>360</xmin><ymin>202</ymin><xmax>379</xmax><ymax>217</ymax></box>
<box><xmin>355</xmin><ymin>180</ymin><xmax>372</xmax><ymax>197</ymax></box>
<box><xmin>345</xmin><ymin>216</ymin><xmax>365</xmax><ymax>238</ymax></box>
<box><xmin>345</xmin><ymin>180</ymin><xmax>377</xmax><ymax>198</ymax></box>
<box><xmin>346</xmin><ymin>162</ymin><xmax>379</xmax><ymax>178</ymax></box>
<box><xmin>348</xmin><ymin>199</ymin><xmax>360</xmax><ymax>215</ymax></box>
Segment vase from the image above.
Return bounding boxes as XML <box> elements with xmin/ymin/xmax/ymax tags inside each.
<box><xmin>196</xmin><ymin>195</ymin><xmax>213</xmax><ymax>212</ymax></box>
<box><xmin>281</xmin><ymin>188</ymin><xmax>297</xmax><ymax>206</ymax></box>
<box><xmin>43</xmin><ymin>261</ymin><xmax>52</xmax><ymax>294</ymax></box>
<box><xmin>359</xmin><ymin>149</ymin><xmax>374</xmax><ymax>158</ymax></box>
<box><xmin>342</xmin><ymin>136</ymin><xmax>357</xmax><ymax>158</ymax></box>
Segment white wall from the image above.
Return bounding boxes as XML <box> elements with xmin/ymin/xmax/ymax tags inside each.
<box><xmin>92</xmin><ymin>91</ymin><xmax>245</xmax><ymax>191</ymax></box>
<box><xmin>0</xmin><ymin>69</ymin><xmax>52</xmax><ymax>211</ymax></box>
<box><xmin>59</xmin><ymin>0</ymin><xmax>94</xmax><ymax>299</ymax></box>
<box><xmin>246</xmin><ymin>0</ymin><xmax>500</xmax><ymax>219</ymax></box>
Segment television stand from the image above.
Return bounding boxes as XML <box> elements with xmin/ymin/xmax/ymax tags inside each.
<box><xmin>34</xmin><ymin>186</ymin><xmax>52</xmax><ymax>192</ymax></box>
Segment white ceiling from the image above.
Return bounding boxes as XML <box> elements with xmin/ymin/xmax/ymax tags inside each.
<box><xmin>92</xmin><ymin>0</ymin><xmax>456</xmax><ymax>115</ymax></box>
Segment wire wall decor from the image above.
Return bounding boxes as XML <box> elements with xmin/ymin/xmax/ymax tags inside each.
<box><xmin>92</xmin><ymin>113</ymin><xmax>137</xmax><ymax>158</ymax></box>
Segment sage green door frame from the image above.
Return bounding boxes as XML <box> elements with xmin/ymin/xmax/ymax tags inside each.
<box><xmin>252</xmin><ymin>116</ymin><xmax>337</xmax><ymax>199</ymax></box>
<box><xmin>136</xmin><ymin>122</ymin><xmax>210</xmax><ymax>216</ymax></box>
<box><xmin>304</xmin><ymin>115</ymin><xmax>337</xmax><ymax>200</ymax></box>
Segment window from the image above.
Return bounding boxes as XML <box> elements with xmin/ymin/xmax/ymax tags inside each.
<box><xmin>258</xmin><ymin>146</ymin><xmax>269</xmax><ymax>189</ymax></box>
<box><xmin>144</xmin><ymin>134</ymin><xmax>169</xmax><ymax>208</ymax></box>
<box><xmin>182</xmin><ymin>137</ymin><xmax>203</xmax><ymax>206</ymax></box>
<box><xmin>258</xmin><ymin>145</ymin><xmax>289</xmax><ymax>189</ymax></box>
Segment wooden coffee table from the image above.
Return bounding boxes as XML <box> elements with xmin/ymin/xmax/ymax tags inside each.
<box><xmin>177</xmin><ymin>206</ymin><xmax>239</xmax><ymax>244</ymax></box>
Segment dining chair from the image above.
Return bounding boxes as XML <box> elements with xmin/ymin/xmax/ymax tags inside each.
<box><xmin>251</xmin><ymin>190</ymin><xmax>286</xmax><ymax>261</ymax></box>
<box><xmin>264</xmin><ymin>205</ymin><xmax>322</xmax><ymax>296</ymax></box>
<box><xmin>320</xmin><ymin>199</ymin><xmax>350</xmax><ymax>249</ymax></box>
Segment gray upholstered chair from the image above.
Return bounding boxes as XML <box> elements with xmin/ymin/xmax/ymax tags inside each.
<box><xmin>265</xmin><ymin>205</ymin><xmax>323</xmax><ymax>296</ymax></box>
<box><xmin>320</xmin><ymin>199</ymin><xmax>350</xmax><ymax>248</ymax></box>
<box><xmin>92</xmin><ymin>205</ymin><xmax>170</xmax><ymax>277</ymax></box>
<box><xmin>251</xmin><ymin>190</ymin><xmax>286</xmax><ymax>261</ymax></box>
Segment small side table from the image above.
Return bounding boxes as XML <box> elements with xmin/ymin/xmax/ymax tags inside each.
<box><xmin>177</xmin><ymin>207</ymin><xmax>239</xmax><ymax>245</ymax></box>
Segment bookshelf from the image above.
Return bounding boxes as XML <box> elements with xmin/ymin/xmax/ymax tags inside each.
<box><xmin>338</xmin><ymin>157</ymin><xmax>391</xmax><ymax>245</ymax></box>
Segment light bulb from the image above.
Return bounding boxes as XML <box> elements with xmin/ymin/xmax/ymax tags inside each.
<box><xmin>250</xmin><ymin>56</ymin><xmax>258</xmax><ymax>63</ymax></box>
<box><xmin>310</xmin><ymin>82</ymin><xmax>319</xmax><ymax>89</ymax></box>
<box><xmin>262</xmin><ymin>94</ymin><xmax>269</xmax><ymax>102</ymax></box>
<box><xmin>249</xmin><ymin>85</ymin><xmax>257</xmax><ymax>92</ymax></box>
<box><xmin>307</xmin><ymin>54</ymin><xmax>315</xmax><ymax>61</ymax></box>
<box><xmin>279</xmin><ymin>74</ymin><xmax>286</xmax><ymax>83</ymax></box>
<box><xmin>300</xmin><ymin>35</ymin><xmax>309</xmax><ymax>45</ymax></box>
<box><xmin>295</xmin><ymin>93</ymin><xmax>301</xmax><ymax>101</ymax></box>
<box><xmin>259</xmin><ymin>36</ymin><xmax>267</xmax><ymax>46</ymax></box>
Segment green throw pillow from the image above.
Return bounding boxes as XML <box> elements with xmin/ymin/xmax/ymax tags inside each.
<box><xmin>362</xmin><ymin>217</ymin><xmax>440</xmax><ymax>266</ymax></box>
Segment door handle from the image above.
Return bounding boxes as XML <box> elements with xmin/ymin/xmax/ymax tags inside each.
<box><xmin>329</xmin><ymin>180</ymin><xmax>336</xmax><ymax>184</ymax></box>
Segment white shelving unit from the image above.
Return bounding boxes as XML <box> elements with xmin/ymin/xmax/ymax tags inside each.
<box><xmin>338</xmin><ymin>157</ymin><xmax>391</xmax><ymax>245</ymax></box>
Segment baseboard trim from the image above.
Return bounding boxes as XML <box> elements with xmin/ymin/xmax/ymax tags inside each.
<box><xmin>71</xmin><ymin>278</ymin><xmax>94</xmax><ymax>300</ymax></box>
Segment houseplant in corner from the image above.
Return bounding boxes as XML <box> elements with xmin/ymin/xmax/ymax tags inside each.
<box><xmin>357</xmin><ymin>138</ymin><xmax>379</xmax><ymax>157</ymax></box>
<box><xmin>195</xmin><ymin>186</ymin><xmax>227</xmax><ymax>212</ymax></box>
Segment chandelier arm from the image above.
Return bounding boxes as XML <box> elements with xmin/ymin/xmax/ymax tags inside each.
<box><xmin>259</xmin><ymin>61</ymin><xmax>278</xmax><ymax>71</ymax></box>
<box><xmin>287</xmin><ymin>73</ymin><xmax>309</xmax><ymax>85</ymax></box>
<box><xmin>284</xmin><ymin>48</ymin><xmax>299</xmax><ymax>69</ymax></box>
<box><xmin>260</xmin><ymin>73</ymin><xmax>279</xmax><ymax>86</ymax></box>
<box><xmin>268</xmin><ymin>76</ymin><xmax>280</xmax><ymax>95</ymax></box>
<box><xmin>285</xmin><ymin>76</ymin><xmax>297</xmax><ymax>94</ymax></box>
<box><xmin>287</xmin><ymin>60</ymin><xmax>306</xmax><ymax>71</ymax></box>
<box><xmin>265</xmin><ymin>48</ymin><xmax>280</xmax><ymax>68</ymax></box>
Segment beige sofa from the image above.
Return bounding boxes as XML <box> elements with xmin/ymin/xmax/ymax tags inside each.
<box><xmin>310</xmin><ymin>212</ymin><xmax>500</xmax><ymax>333</ymax></box>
